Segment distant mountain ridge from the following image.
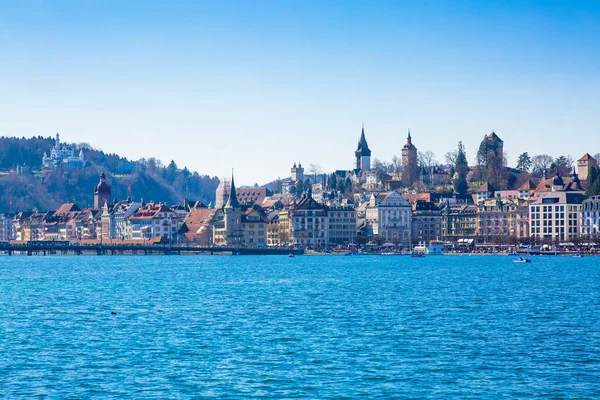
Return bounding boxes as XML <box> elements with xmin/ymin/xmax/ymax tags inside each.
<box><xmin>0</xmin><ymin>136</ymin><xmax>219</xmax><ymax>212</ymax></box>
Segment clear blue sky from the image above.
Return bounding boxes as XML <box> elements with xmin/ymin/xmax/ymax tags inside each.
<box><xmin>1</xmin><ymin>0</ymin><xmax>598</xmax><ymax>184</ymax></box>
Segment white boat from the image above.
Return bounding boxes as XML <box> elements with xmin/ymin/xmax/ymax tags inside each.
<box><xmin>513</xmin><ymin>257</ymin><xmax>531</xmax><ymax>263</ymax></box>
<box><xmin>413</xmin><ymin>241</ymin><xmax>444</xmax><ymax>255</ymax></box>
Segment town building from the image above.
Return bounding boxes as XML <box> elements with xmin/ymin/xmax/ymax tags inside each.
<box><xmin>529</xmin><ymin>192</ymin><xmax>586</xmax><ymax>242</ymax></box>
<box><xmin>476</xmin><ymin>197</ymin><xmax>529</xmax><ymax>243</ymax></box>
<box><xmin>327</xmin><ymin>203</ymin><xmax>357</xmax><ymax>245</ymax></box>
<box><xmin>0</xmin><ymin>213</ymin><xmax>14</xmax><ymax>240</ymax></box>
<box><xmin>129</xmin><ymin>203</ymin><xmax>180</xmax><ymax>241</ymax></box>
<box><xmin>441</xmin><ymin>202</ymin><xmax>479</xmax><ymax>244</ymax></box>
<box><xmin>42</xmin><ymin>133</ymin><xmax>85</xmax><ymax>169</ymax></box>
<box><xmin>411</xmin><ymin>200</ymin><xmax>442</xmax><ymax>245</ymax></box>
<box><xmin>241</xmin><ymin>205</ymin><xmax>268</xmax><ymax>247</ymax></box>
<box><xmin>366</xmin><ymin>191</ymin><xmax>412</xmax><ymax>247</ymax></box>
<box><xmin>581</xmin><ymin>196</ymin><xmax>600</xmax><ymax>239</ymax></box>
<box><xmin>289</xmin><ymin>194</ymin><xmax>329</xmax><ymax>247</ymax></box>
<box><xmin>179</xmin><ymin>207</ymin><xmax>216</xmax><ymax>246</ymax></box>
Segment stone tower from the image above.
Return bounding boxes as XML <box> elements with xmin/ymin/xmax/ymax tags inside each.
<box><xmin>355</xmin><ymin>124</ymin><xmax>371</xmax><ymax>171</ymax></box>
<box><xmin>224</xmin><ymin>173</ymin><xmax>242</xmax><ymax>246</ymax></box>
<box><xmin>291</xmin><ymin>162</ymin><xmax>304</xmax><ymax>182</ymax></box>
<box><xmin>577</xmin><ymin>153</ymin><xmax>597</xmax><ymax>181</ymax></box>
<box><xmin>401</xmin><ymin>129</ymin><xmax>418</xmax><ymax>186</ymax></box>
<box><xmin>94</xmin><ymin>172</ymin><xmax>111</xmax><ymax>209</ymax></box>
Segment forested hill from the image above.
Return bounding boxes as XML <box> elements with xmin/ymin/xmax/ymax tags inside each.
<box><xmin>0</xmin><ymin>136</ymin><xmax>220</xmax><ymax>212</ymax></box>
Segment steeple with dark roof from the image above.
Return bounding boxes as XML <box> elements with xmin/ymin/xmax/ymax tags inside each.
<box><xmin>225</xmin><ymin>172</ymin><xmax>240</xmax><ymax>209</ymax></box>
<box><xmin>355</xmin><ymin>124</ymin><xmax>371</xmax><ymax>157</ymax></box>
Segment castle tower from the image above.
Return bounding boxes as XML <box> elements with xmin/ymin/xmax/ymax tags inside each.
<box><xmin>401</xmin><ymin>129</ymin><xmax>418</xmax><ymax>186</ymax></box>
<box><xmin>291</xmin><ymin>162</ymin><xmax>304</xmax><ymax>182</ymax></box>
<box><xmin>94</xmin><ymin>172</ymin><xmax>112</xmax><ymax>209</ymax></box>
<box><xmin>355</xmin><ymin>124</ymin><xmax>371</xmax><ymax>171</ymax></box>
<box><xmin>224</xmin><ymin>172</ymin><xmax>242</xmax><ymax>246</ymax></box>
<box><xmin>485</xmin><ymin>131</ymin><xmax>504</xmax><ymax>159</ymax></box>
<box><xmin>577</xmin><ymin>153</ymin><xmax>597</xmax><ymax>181</ymax></box>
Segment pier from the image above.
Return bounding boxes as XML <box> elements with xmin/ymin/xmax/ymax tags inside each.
<box><xmin>0</xmin><ymin>242</ymin><xmax>304</xmax><ymax>256</ymax></box>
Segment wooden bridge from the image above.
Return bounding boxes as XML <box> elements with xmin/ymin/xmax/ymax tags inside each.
<box><xmin>0</xmin><ymin>242</ymin><xmax>304</xmax><ymax>256</ymax></box>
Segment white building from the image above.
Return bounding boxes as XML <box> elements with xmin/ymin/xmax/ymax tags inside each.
<box><xmin>42</xmin><ymin>133</ymin><xmax>85</xmax><ymax>169</ymax></box>
<box><xmin>129</xmin><ymin>203</ymin><xmax>181</xmax><ymax>241</ymax></box>
<box><xmin>529</xmin><ymin>192</ymin><xmax>586</xmax><ymax>242</ymax></box>
<box><xmin>581</xmin><ymin>196</ymin><xmax>600</xmax><ymax>238</ymax></box>
<box><xmin>366</xmin><ymin>191</ymin><xmax>412</xmax><ymax>247</ymax></box>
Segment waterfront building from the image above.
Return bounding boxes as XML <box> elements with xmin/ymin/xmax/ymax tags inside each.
<box><xmin>366</xmin><ymin>191</ymin><xmax>412</xmax><ymax>247</ymax></box>
<box><xmin>411</xmin><ymin>200</ymin><xmax>442</xmax><ymax>245</ymax></box>
<box><xmin>42</xmin><ymin>133</ymin><xmax>85</xmax><ymax>169</ymax></box>
<box><xmin>529</xmin><ymin>192</ymin><xmax>586</xmax><ymax>242</ymax></box>
<box><xmin>355</xmin><ymin>124</ymin><xmax>372</xmax><ymax>172</ymax></box>
<box><xmin>129</xmin><ymin>202</ymin><xmax>180</xmax><ymax>241</ymax></box>
<box><xmin>241</xmin><ymin>205</ymin><xmax>268</xmax><ymax>247</ymax></box>
<box><xmin>0</xmin><ymin>213</ymin><xmax>14</xmax><ymax>240</ymax></box>
<box><xmin>288</xmin><ymin>194</ymin><xmax>329</xmax><ymax>247</ymax></box>
<box><xmin>580</xmin><ymin>196</ymin><xmax>600</xmax><ymax>238</ymax></box>
<box><xmin>476</xmin><ymin>196</ymin><xmax>529</xmax><ymax>243</ymax></box>
<box><xmin>441</xmin><ymin>202</ymin><xmax>479</xmax><ymax>244</ymax></box>
<box><xmin>401</xmin><ymin>130</ymin><xmax>418</xmax><ymax>187</ymax></box>
<box><xmin>327</xmin><ymin>203</ymin><xmax>357</xmax><ymax>245</ymax></box>
<box><xmin>179</xmin><ymin>208</ymin><xmax>216</xmax><ymax>245</ymax></box>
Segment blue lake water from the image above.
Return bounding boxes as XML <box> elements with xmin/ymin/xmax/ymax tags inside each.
<box><xmin>1</xmin><ymin>254</ymin><xmax>599</xmax><ymax>398</ymax></box>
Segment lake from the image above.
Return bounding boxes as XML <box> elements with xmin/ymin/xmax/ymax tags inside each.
<box><xmin>1</xmin><ymin>255</ymin><xmax>599</xmax><ymax>398</ymax></box>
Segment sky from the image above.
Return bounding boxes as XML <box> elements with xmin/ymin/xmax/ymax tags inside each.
<box><xmin>1</xmin><ymin>0</ymin><xmax>599</xmax><ymax>185</ymax></box>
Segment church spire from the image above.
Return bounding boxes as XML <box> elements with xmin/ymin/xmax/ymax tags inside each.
<box><xmin>355</xmin><ymin>124</ymin><xmax>371</xmax><ymax>156</ymax></box>
<box><xmin>225</xmin><ymin>171</ymin><xmax>240</xmax><ymax>208</ymax></box>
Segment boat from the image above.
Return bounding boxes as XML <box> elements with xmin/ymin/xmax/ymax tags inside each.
<box><xmin>288</xmin><ymin>253</ymin><xmax>294</xmax><ymax>258</ymax></box>
<box><xmin>573</xmin><ymin>254</ymin><xmax>584</xmax><ymax>258</ymax></box>
<box><xmin>513</xmin><ymin>257</ymin><xmax>531</xmax><ymax>263</ymax></box>
<box><xmin>411</xmin><ymin>252</ymin><xmax>426</xmax><ymax>258</ymax></box>
<box><xmin>413</xmin><ymin>241</ymin><xmax>444</xmax><ymax>255</ymax></box>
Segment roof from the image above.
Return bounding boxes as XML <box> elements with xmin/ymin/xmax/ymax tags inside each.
<box><xmin>225</xmin><ymin>174</ymin><xmax>240</xmax><ymax>208</ymax></box>
<box><xmin>476</xmin><ymin>182</ymin><xmax>496</xmax><ymax>193</ymax></box>
<box><xmin>54</xmin><ymin>203</ymin><xmax>81</xmax><ymax>216</ymax></box>
<box><xmin>402</xmin><ymin>193</ymin><xmax>432</xmax><ymax>203</ymax></box>
<box><xmin>517</xmin><ymin>179</ymin><xmax>536</xmax><ymax>191</ymax></box>
<box><xmin>529</xmin><ymin>192</ymin><xmax>586</xmax><ymax>205</ymax></box>
<box><xmin>294</xmin><ymin>195</ymin><xmax>327</xmax><ymax>211</ymax></box>
<box><xmin>487</xmin><ymin>131</ymin><xmax>503</xmax><ymax>142</ymax></box>
<box><xmin>179</xmin><ymin>208</ymin><xmax>216</xmax><ymax>234</ymax></box>
<box><xmin>355</xmin><ymin>125</ymin><xmax>371</xmax><ymax>156</ymax></box>
<box><xmin>236</xmin><ymin>187</ymin><xmax>272</xmax><ymax>205</ymax></box>
<box><xmin>578</xmin><ymin>153</ymin><xmax>596</xmax><ymax>162</ymax></box>
<box><xmin>130</xmin><ymin>203</ymin><xmax>175</xmax><ymax>219</ymax></box>
<box><xmin>534</xmin><ymin>176</ymin><xmax>585</xmax><ymax>193</ymax></box>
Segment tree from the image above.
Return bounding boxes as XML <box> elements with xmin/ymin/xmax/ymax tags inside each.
<box><xmin>531</xmin><ymin>154</ymin><xmax>553</xmax><ymax>174</ymax></box>
<box><xmin>390</xmin><ymin>155</ymin><xmax>402</xmax><ymax>177</ymax></box>
<box><xmin>453</xmin><ymin>141</ymin><xmax>469</xmax><ymax>197</ymax></box>
<box><xmin>516</xmin><ymin>152</ymin><xmax>532</xmax><ymax>172</ymax></box>
<box><xmin>308</xmin><ymin>163</ymin><xmax>322</xmax><ymax>183</ymax></box>
<box><xmin>553</xmin><ymin>155</ymin><xmax>574</xmax><ymax>176</ymax></box>
<box><xmin>586</xmin><ymin>166</ymin><xmax>600</xmax><ymax>197</ymax></box>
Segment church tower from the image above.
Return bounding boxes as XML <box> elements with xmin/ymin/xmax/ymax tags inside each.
<box><xmin>94</xmin><ymin>172</ymin><xmax>112</xmax><ymax>209</ymax></box>
<box><xmin>355</xmin><ymin>124</ymin><xmax>372</xmax><ymax>171</ymax></box>
<box><xmin>224</xmin><ymin>172</ymin><xmax>242</xmax><ymax>246</ymax></box>
<box><xmin>401</xmin><ymin>129</ymin><xmax>418</xmax><ymax>187</ymax></box>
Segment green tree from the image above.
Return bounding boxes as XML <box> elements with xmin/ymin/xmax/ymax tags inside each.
<box><xmin>586</xmin><ymin>166</ymin><xmax>600</xmax><ymax>196</ymax></box>
<box><xmin>453</xmin><ymin>141</ymin><xmax>469</xmax><ymax>196</ymax></box>
<box><xmin>516</xmin><ymin>152</ymin><xmax>532</xmax><ymax>172</ymax></box>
